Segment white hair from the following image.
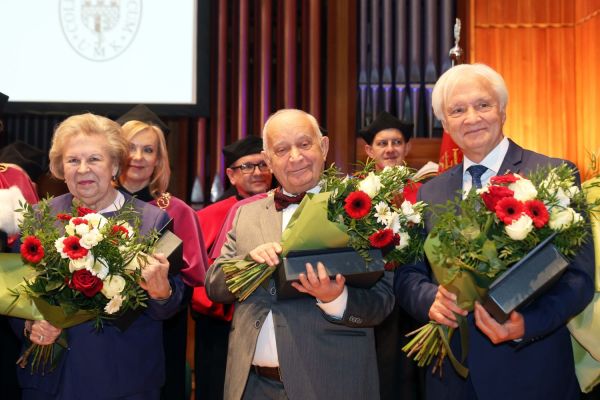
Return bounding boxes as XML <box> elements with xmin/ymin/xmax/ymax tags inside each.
<box><xmin>431</xmin><ymin>63</ymin><xmax>508</xmax><ymax>123</ymax></box>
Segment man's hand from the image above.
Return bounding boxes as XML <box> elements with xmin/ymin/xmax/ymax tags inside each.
<box><xmin>428</xmin><ymin>285</ymin><xmax>468</xmax><ymax>328</ymax></box>
<box><xmin>474</xmin><ymin>301</ymin><xmax>525</xmax><ymax>344</ymax></box>
<box><xmin>249</xmin><ymin>242</ymin><xmax>282</xmax><ymax>267</ymax></box>
<box><xmin>291</xmin><ymin>262</ymin><xmax>345</xmax><ymax>303</ymax></box>
<box><xmin>139</xmin><ymin>253</ymin><xmax>172</xmax><ymax>300</ymax></box>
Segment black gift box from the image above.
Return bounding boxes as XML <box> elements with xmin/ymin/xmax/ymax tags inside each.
<box><xmin>112</xmin><ymin>225</ymin><xmax>183</xmax><ymax>331</ymax></box>
<box><xmin>275</xmin><ymin>247</ymin><xmax>385</xmax><ymax>300</ymax></box>
<box><xmin>482</xmin><ymin>233</ymin><xmax>569</xmax><ymax>323</ymax></box>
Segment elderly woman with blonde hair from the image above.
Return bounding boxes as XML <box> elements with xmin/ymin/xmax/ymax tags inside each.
<box><xmin>117</xmin><ymin>104</ymin><xmax>208</xmax><ymax>399</ymax></box>
<box><xmin>11</xmin><ymin>112</ymin><xmax>185</xmax><ymax>400</ymax></box>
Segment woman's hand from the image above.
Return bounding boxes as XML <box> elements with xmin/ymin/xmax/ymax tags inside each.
<box><xmin>139</xmin><ymin>253</ymin><xmax>172</xmax><ymax>300</ymax></box>
<box><xmin>27</xmin><ymin>320</ymin><xmax>62</xmax><ymax>345</ymax></box>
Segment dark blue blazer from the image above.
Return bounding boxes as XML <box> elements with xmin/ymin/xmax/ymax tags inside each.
<box><xmin>394</xmin><ymin>140</ymin><xmax>595</xmax><ymax>400</ymax></box>
<box><xmin>11</xmin><ymin>193</ymin><xmax>185</xmax><ymax>399</ymax></box>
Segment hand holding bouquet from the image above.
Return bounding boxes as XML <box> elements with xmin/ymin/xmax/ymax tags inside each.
<box><xmin>404</xmin><ymin>164</ymin><xmax>594</xmax><ymax>377</ymax></box>
<box><xmin>4</xmin><ymin>198</ymin><xmax>159</xmax><ymax>372</ymax></box>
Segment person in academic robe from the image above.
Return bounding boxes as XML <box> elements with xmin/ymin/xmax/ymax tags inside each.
<box><xmin>117</xmin><ymin>104</ymin><xmax>209</xmax><ymax>400</ymax></box>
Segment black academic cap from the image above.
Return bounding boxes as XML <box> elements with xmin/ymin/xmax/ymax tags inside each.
<box><xmin>0</xmin><ymin>92</ymin><xmax>8</xmax><ymax>116</ymax></box>
<box><xmin>358</xmin><ymin>111</ymin><xmax>413</xmax><ymax>144</ymax></box>
<box><xmin>116</xmin><ymin>104</ymin><xmax>171</xmax><ymax>135</ymax></box>
<box><xmin>0</xmin><ymin>141</ymin><xmax>47</xmax><ymax>181</ymax></box>
<box><xmin>222</xmin><ymin>136</ymin><xmax>264</xmax><ymax>167</ymax></box>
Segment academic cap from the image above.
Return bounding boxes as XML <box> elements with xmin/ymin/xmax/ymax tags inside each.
<box><xmin>358</xmin><ymin>111</ymin><xmax>413</xmax><ymax>144</ymax></box>
<box><xmin>222</xmin><ymin>136</ymin><xmax>264</xmax><ymax>167</ymax></box>
<box><xmin>0</xmin><ymin>141</ymin><xmax>47</xmax><ymax>181</ymax></box>
<box><xmin>116</xmin><ymin>104</ymin><xmax>171</xmax><ymax>136</ymax></box>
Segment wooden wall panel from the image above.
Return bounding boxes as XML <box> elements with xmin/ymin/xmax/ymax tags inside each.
<box><xmin>471</xmin><ymin>0</ymin><xmax>600</xmax><ymax>176</ymax></box>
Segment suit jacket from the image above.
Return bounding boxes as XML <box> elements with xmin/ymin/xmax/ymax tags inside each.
<box><xmin>11</xmin><ymin>193</ymin><xmax>185</xmax><ymax>399</ymax></box>
<box><xmin>394</xmin><ymin>140</ymin><xmax>595</xmax><ymax>400</ymax></box>
<box><xmin>206</xmin><ymin>193</ymin><xmax>395</xmax><ymax>400</ymax></box>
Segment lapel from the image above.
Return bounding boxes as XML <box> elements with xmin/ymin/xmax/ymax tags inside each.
<box><xmin>441</xmin><ymin>163</ymin><xmax>465</xmax><ymax>202</ymax></box>
<box><xmin>498</xmin><ymin>139</ymin><xmax>525</xmax><ymax>175</ymax></box>
<box><xmin>258</xmin><ymin>194</ymin><xmax>283</xmax><ymax>243</ymax></box>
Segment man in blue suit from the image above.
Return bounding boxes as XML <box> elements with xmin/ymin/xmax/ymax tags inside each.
<box><xmin>394</xmin><ymin>63</ymin><xmax>595</xmax><ymax>400</ymax></box>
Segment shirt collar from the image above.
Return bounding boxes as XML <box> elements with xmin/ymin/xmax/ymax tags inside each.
<box><xmin>462</xmin><ymin>136</ymin><xmax>509</xmax><ymax>176</ymax></box>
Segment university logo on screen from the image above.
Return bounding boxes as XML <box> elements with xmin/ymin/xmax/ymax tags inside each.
<box><xmin>59</xmin><ymin>0</ymin><xmax>142</xmax><ymax>62</ymax></box>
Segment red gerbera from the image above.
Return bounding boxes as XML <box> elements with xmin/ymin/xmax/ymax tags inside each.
<box><xmin>524</xmin><ymin>199</ymin><xmax>549</xmax><ymax>228</ymax></box>
<box><xmin>495</xmin><ymin>197</ymin><xmax>525</xmax><ymax>225</ymax></box>
<box><xmin>56</xmin><ymin>213</ymin><xmax>72</xmax><ymax>221</ymax></box>
<box><xmin>20</xmin><ymin>236</ymin><xmax>45</xmax><ymax>264</ymax></box>
<box><xmin>344</xmin><ymin>191</ymin><xmax>372</xmax><ymax>219</ymax></box>
<box><xmin>369</xmin><ymin>229</ymin><xmax>394</xmax><ymax>248</ymax></box>
<box><xmin>490</xmin><ymin>174</ymin><xmax>519</xmax><ymax>185</ymax></box>
<box><xmin>70</xmin><ymin>217</ymin><xmax>89</xmax><ymax>226</ymax></box>
<box><xmin>77</xmin><ymin>207</ymin><xmax>96</xmax><ymax>217</ymax></box>
<box><xmin>481</xmin><ymin>185</ymin><xmax>515</xmax><ymax>211</ymax></box>
<box><xmin>62</xmin><ymin>236</ymin><xmax>89</xmax><ymax>259</ymax></box>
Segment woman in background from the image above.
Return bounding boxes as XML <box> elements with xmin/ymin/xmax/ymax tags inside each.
<box><xmin>117</xmin><ymin>105</ymin><xmax>208</xmax><ymax>400</ymax></box>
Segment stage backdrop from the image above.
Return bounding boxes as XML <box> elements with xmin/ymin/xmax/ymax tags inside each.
<box><xmin>470</xmin><ymin>0</ymin><xmax>600</xmax><ymax>178</ymax></box>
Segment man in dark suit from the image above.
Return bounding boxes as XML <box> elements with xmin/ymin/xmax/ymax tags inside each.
<box><xmin>206</xmin><ymin>108</ymin><xmax>395</xmax><ymax>400</ymax></box>
<box><xmin>394</xmin><ymin>63</ymin><xmax>595</xmax><ymax>400</ymax></box>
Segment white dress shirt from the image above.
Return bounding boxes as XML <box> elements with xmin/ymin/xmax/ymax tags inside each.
<box><xmin>462</xmin><ymin>137</ymin><xmax>510</xmax><ymax>196</ymax></box>
<box><xmin>252</xmin><ymin>186</ymin><xmax>349</xmax><ymax>367</ymax></box>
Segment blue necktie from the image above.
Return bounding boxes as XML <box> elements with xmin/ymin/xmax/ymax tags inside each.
<box><xmin>467</xmin><ymin>165</ymin><xmax>487</xmax><ymax>189</ymax></box>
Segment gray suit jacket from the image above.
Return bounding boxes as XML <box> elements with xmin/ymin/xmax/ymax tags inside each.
<box><xmin>395</xmin><ymin>140</ymin><xmax>595</xmax><ymax>400</ymax></box>
<box><xmin>206</xmin><ymin>193</ymin><xmax>395</xmax><ymax>400</ymax></box>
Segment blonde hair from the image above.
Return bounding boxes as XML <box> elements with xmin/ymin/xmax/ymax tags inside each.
<box><xmin>431</xmin><ymin>63</ymin><xmax>509</xmax><ymax>123</ymax></box>
<box><xmin>120</xmin><ymin>120</ymin><xmax>171</xmax><ymax>198</ymax></box>
<box><xmin>49</xmin><ymin>113</ymin><xmax>127</xmax><ymax>180</ymax></box>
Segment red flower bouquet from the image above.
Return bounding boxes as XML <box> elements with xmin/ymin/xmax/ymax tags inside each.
<box><xmin>4</xmin><ymin>199</ymin><xmax>159</xmax><ymax>372</ymax></box>
<box><xmin>403</xmin><ymin>164</ymin><xmax>594</xmax><ymax>377</ymax></box>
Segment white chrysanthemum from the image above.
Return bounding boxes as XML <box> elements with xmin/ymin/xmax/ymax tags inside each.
<box><xmin>549</xmin><ymin>207</ymin><xmax>582</xmax><ymax>231</ymax></box>
<box><xmin>55</xmin><ymin>237</ymin><xmax>68</xmax><ymax>258</ymax></box>
<box><xmin>395</xmin><ymin>231</ymin><xmax>410</xmax><ymax>250</ymax></box>
<box><xmin>358</xmin><ymin>172</ymin><xmax>382</xmax><ymax>198</ymax></box>
<box><xmin>401</xmin><ymin>200</ymin><xmax>422</xmax><ymax>224</ymax></box>
<box><xmin>554</xmin><ymin>187</ymin><xmax>571</xmax><ymax>208</ymax></box>
<box><xmin>505</xmin><ymin>214</ymin><xmax>534</xmax><ymax>240</ymax></box>
<box><xmin>374</xmin><ymin>202</ymin><xmax>391</xmax><ymax>225</ymax></box>
<box><xmin>80</xmin><ymin>228</ymin><xmax>104</xmax><ymax>249</ymax></box>
<box><xmin>85</xmin><ymin>213</ymin><xmax>109</xmax><ymax>230</ymax></box>
<box><xmin>69</xmin><ymin>253</ymin><xmax>94</xmax><ymax>272</ymax></box>
<box><xmin>509</xmin><ymin>176</ymin><xmax>538</xmax><ymax>202</ymax></box>
<box><xmin>104</xmin><ymin>294</ymin><xmax>125</xmax><ymax>314</ymax></box>
<box><xmin>89</xmin><ymin>257</ymin><xmax>109</xmax><ymax>280</ymax></box>
<box><xmin>65</xmin><ymin>224</ymin><xmax>75</xmax><ymax>236</ymax></box>
<box><xmin>101</xmin><ymin>274</ymin><xmax>127</xmax><ymax>299</ymax></box>
<box><xmin>74</xmin><ymin>223</ymin><xmax>91</xmax><ymax>236</ymax></box>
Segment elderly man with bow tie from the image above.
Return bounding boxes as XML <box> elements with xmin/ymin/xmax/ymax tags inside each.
<box><xmin>205</xmin><ymin>108</ymin><xmax>395</xmax><ymax>400</ymax></box>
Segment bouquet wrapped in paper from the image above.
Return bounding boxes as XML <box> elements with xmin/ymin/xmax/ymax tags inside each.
<box><xmin>222</xmin><ymin>161</ymin><xmax>427</xmax><ymax>301</ymax></box>
<box><xmin>0</xmin><ymin>198</ymin><xmax>160</xmax><ymax>372</ymax></box>
<box><xmin>403</xmin><ymin>164</ymin><xmax>596</xmax><ymax>377</ymax></box>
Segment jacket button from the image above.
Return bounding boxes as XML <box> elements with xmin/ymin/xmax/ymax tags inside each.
<box><xmin>254</xmin><ymin>320</ymin><xmax>261</xmax><ymax>329</ymax></box>
<box><xmin>270</xmin><ymin>287</ymin><xmax>276</xmax><ymax>296</ymax></box>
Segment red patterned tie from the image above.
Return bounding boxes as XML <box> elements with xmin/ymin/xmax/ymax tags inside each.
<box><xmin>273</xmin><ymin>187</ymin><xmax>306</xmax><ymax>211</ymax></box>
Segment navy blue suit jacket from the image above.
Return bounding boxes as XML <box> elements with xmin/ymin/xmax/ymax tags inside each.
<box><xmin>12</xmin><ymin>193</ymin><xmax>185</xmax><ymax>399</ymax></box>
<box><xmin>394</xmin><ymin>140</ymin><xmax>595</xmax><ymax>400</ymax></box>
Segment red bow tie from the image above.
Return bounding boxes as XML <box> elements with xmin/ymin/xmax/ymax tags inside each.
<box><xmin>274</xmin><ymin>188</ymin><xmax>306</xmax><ymax>211</ymax></box>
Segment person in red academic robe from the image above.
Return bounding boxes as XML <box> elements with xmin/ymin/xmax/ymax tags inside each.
<box><xmin>116</xmin><ymin>105</ymin><xmax>209</xmax><ymax>400</ymax></box>
<box><xmin>193</xmin><ymin>135</ymin><xmax>273</xmax><ymax>400</ymax></box>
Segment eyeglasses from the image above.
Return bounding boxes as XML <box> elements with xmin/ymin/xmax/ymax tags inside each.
<box><xmin>230</xmin><ymin>161</ymin><xmax>270</xmax><ymax>174</ymax></box>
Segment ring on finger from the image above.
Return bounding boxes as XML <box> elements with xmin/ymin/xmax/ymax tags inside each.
<box><xmin>39</xmin><ymin>334</ymin><xmax>44</xmax><ymax>342</ymax></box>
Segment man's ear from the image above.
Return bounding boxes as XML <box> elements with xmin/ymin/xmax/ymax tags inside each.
<box><xmin>262</xmin><ymin>150</ymin><xmax>272</xmax><ymax>170</ymax></box>
<box><xmin>404</xmin><ymin>140</ymin><xmax>412</xmax><ymax>157</ymax></box>
<box><xmin>225</xmin><ymin>168</ymin><xmax>236</xmax><ymax>186</ymax></box>
<box><xmin>320</xmin><ymin>136</ymin><xmax>329</xmax><ymax>159</ymax></box>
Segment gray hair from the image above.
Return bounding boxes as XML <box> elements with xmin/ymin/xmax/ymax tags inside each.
<box><xmin>262</xmin><ymin>109</ymin><xmax>322</xmax><ymax>151</ymax></box>
<box><xmin>431</xmin><ymin>63</ymin><xmax>508</xmax><ymax>123</ymax></box>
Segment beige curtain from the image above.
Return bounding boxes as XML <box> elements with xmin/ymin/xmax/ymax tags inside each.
<box><xmin>470</xmin><ymin>0</ymin><xmax>600</xmax><ymax>178</ymax></box>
